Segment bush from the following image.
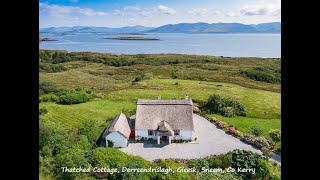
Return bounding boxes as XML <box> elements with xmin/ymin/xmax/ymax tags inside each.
<box><xmin>251</xmin><ymin>126</ymin><xmax>264</xmax><ymax>136</ymax></box>
<box><xmin>255</xmin><ymin>159</ymin><xmax>272</xmax><ymax>180</ymax></box>
<box><xmin>39</xmin><ymin>94</ymin><xmax>59</xmax><ymax>103</ymax></box>
<box><xmin>187</xmin><ymin>159</ymin><xmax>209</xmax><ymax>171</ymax></box>
<box><xmin>254</xmin><ymin>137</ymin><xmax>274</xmax><ymax>150</ymax></box>
<box><xmin>234</xmin><ymin>130</ymin><xmax>244</xmax><ymax>139</ymax></box>
<box><xmin>240</xmin><ymin>69</ymin><xmax>281</xmax><ymax>83</ymax></box>
<box><xmin>206</xmin><ymin>95</ymin><xmax>246</xmax><ymax>117</ymax></box>
<box><xmin>228</xmin><ymin>127</ymin><xmax>236</xmax><ymax>134</ymax></box>
<box><xmin>261</xmin><ymin>147</ymin><xmax>274</xmax><ymax>159</ymax></box>
<box><xmin>269</xmin><ymin>129</ymin><xmax>281</xmax><ymax>142</ymax></box>
<box><xmin>39</xmin><ymin>82</ymin><xmax>59</xmax><ymax>95</ymax></box>
<box><xmin>216</xmin><ymin>120</ymin><xmax>227</xmax><ymax>128</ymax></box>
<box><xmin>242</xmin><ymin>133</ymin><xmax>256</xmax><ymax>144</ymax></box>
<box><xmin>107</xmin><ymin>140</ymin><xmax>114</xmax><ymax>147</ymax></box>
<box><xmin>221</xmin><ymin>107</ymin><xmax>236</xmax><ymax>117</ymax></box>
<box><xmin>207</xmin><ymin>153</ymin><xmax>232</xmax><ymax>169</ymax></box>
<box><xmin>231</xmin><ymin>149</ymin><xmax>261</xmax><ymax>179</ymax></box>
<box><xmin>78</xmin><ymin>120</ymin><xmax>100</xmax><ymax>145</ymax></box>
<box><xmin>39</xmin><ymin>63</ymin><xmax>67</xmax><ymax>73</ymax></box>
<box><xmin>39</xmin><ymin>107</ymin><xmax>48</xmax><ymax>115</ymax></box>
<box><xmin>56</xmin><ymin>89</ymin><xmax>93</xmax><ymax>105</ymax></box>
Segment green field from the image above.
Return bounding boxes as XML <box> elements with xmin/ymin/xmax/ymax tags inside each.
<box><xmin>39</xmin><ymin>51</ymin><xmax>281</xmax><ymax>139</ymax></box>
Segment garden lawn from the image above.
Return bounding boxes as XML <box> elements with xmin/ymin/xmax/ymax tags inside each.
<box><xmin>105</xmin><ymin>78</ymin><xmax>281</xmax><ymax>119</ymax></box>
<box><xmin>40</xmin><ymin>100</ymin><xmax>135</xmax><ymax>130</ymax></box>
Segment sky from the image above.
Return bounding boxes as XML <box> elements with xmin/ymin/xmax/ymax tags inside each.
<box><xmin>39</xmin><ymin>0</ymin><xmax>281</xmax><ymax>28</ymax></box>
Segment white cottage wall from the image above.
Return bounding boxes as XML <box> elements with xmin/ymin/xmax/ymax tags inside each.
<box><xmin>135</xmin><ymin>130</ymin><xmax>157</xmax><ymax>140</ymax></box>
<box><xmin>174</xmin><ymin>130</ymin><xmax>194</xmax><ymax>140</ymax></box>
<box><xmin>105</xmin><ymin>132</ymin><xmax>128</xmax><ymax>148</ymax></box>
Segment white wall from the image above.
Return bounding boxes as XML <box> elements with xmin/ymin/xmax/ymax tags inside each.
<box><xmin>105</xmin><ymin>132</ymin><xmax>128</xmax><ymax>148</ymax></box>
<box><xmin>136</xmin><ymin>129</ymin><xmax>194</xmax><ymax>140</ymax></box>
<box><xmin>135</xmin><ymin>130</ymin><xmax>157</xmax><ymax>140</ymax></box>
<box><xmin>174</xmin><ymin>130</ymin><xmax>194</xmax><ymax>140</ymax></box>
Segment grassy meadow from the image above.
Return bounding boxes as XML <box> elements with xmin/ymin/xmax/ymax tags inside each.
<box><xmin>39</xmin><ymin>51</ymin><xmax>281</xmax><ymax>139</ymax></box>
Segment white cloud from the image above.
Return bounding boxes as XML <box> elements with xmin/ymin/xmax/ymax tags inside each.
<box><xmin>156</xmin><ymin>5</ymin><xmax>176</xmax><ymax>15</ymax></box>
<box><xmin>39</xmin><ymin>2</ymin><xmax>108</xmax><ymax>19</ymax></box>
<box><xmin>240</xmin><ymin>7</ymin><xmax>269</xmax><ymax>16</ymax></box>
<box><xmin>187</xmin><ymin>8</ymin><xmax>221</xmax><ymax>17</ymax></box>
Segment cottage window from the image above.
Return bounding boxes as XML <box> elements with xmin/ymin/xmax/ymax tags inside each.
<box><xmin>148</xmin><ymin>130</ymin><xmax>154</xmax><ymax>136</ymax></box>
<box><xmin>174</xmin><ymin>130</ymin><xmax>180</xmax><ymax>136</ymax></box>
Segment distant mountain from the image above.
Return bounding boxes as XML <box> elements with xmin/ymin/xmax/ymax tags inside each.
<box><xmin>39</xmin><ymin>26</ymin><xmax>154</xmax><ymax>33</ymax></box>
<box><xmin>250</xmin><ymin>22</ymin><xmax>281</xmax><ymax>33</ymax></box>
<box><xmin>40</xmin><ymin>22</ymin><xmax>280</xmax><ymax>34</ymax></box>
<box><xmin>146</xmin><ymin>22</ymin><xmax>281</xmax><ymax>33</ymax></box>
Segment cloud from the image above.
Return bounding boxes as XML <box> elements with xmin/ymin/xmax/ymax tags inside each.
<box><xmin>187</xmin><ymin>8</ymin><xmax>221</xmax><ymax>17</ymax></box>
<box><xmin>113</xmin><ymin>5</ymin><xmax>176</xmax><ymax>17</ymax></box>
<box><xmin>39</xmin><ymin>2</ymin><xmax>108</xmax><ymax>18</ymax></box>
<box><xmin>240</xmin><ymin>7</ymin><xmax>269</xmax><ymax>16</ymax></box>
<box><xmin>156</xmin><ymin>5</ymin><xmax>176</xmax><ymax>15</ymax></box>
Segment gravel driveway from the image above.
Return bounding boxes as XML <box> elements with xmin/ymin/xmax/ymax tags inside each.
<box><xmin>120</xmin><ymin>114</ymin><xmax>279</xmax><ymax>163</ymax></box>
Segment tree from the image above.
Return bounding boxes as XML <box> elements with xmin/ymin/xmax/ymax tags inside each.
<box><xmin>78</xmin><ymin>120</ymin><xmax>100</xmax><ymax>145</ymax></box>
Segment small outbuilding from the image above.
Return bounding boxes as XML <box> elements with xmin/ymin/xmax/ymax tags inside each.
<box><xmin>102</xmin><ymin>113</ymin><xmax>131</xmax><ymax>148</ymax></box>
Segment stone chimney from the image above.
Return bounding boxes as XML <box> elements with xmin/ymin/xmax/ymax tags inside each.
<box><xmin>185</xmin><ymin>95</ymin><xmax>189</xmax><ymax>100</ymax></box>
<box><xmin>157</xmin><ymin>95</ymin><xmax>161</xmax><ymax>100</ymax></box>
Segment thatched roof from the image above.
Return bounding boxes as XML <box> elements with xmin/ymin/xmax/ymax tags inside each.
<box><xmin>102</xmin><ymin>113</ymin><xmax>131</xmax><ymax>139</ymax></box>
<box><xmin>135</xmin><ymin>99</ymin><xmax>194</xmax><ymax>131</ymax></box>
<box><xmin>156</xmin><ymin>121</ymin><xmax>174</xmax><ymax>136</ymax></box>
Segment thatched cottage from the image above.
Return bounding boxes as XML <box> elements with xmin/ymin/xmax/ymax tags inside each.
<box><xmin>102</xmin><ymin>113</ymin><xmax>131</xmax><ymax>148</ymax></box>
<box><xmin>102</xmin><ymin>96</ymin><xmax>195</xmax><ymax>147</ymax></box>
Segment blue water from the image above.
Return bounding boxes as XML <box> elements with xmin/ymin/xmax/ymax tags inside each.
<box><xmin>39</xmin><ymin>33</ymin><xmax>281</xmax><ymax>58</ymax></box>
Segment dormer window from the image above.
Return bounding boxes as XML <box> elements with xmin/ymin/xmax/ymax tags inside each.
<box><xmin>174</xmin><ymin>129</ymin><xmax>180</xmax><ymax>136</ymax></box>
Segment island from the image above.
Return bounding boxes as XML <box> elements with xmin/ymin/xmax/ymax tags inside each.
<box><xmin>118</xmin><ymin>33</ymin><xmax>147</xmax><ymax>35</ymax></box>
<box><xmin>39</xmin><ymin>37</ymin><xmax>57</xmax><ymax>42</ymax></box>
<box><xmin>103</xmin><ymin>36</ymin><xmax>160</xmax><ymax>40</ymax></box>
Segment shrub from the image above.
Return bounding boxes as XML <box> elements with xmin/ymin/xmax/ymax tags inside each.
<box><xmin>207</xmin><ymin>153</ymin><xmax>232</xmax><ymax>169</ymax></box>
<box><xmin>39</xmin><ymin>63</ymin><xmax>67</xmax><ymax>73</ymax></box>
<box><xmin>107</xmin><ymin>140</ymin><xmax>114</xmax><ymax>148</ymax></box>
<box><xmin>39</xmin><ymin>82</ymin><xmax>59</xmax><ymax>95</ymax></box>
<box><xmin>187</xmin><ymin>159</ymin><xmax>209</xmax><ymax>171</ymax></box>
<box><xmin>261</xmin><ymin>147</ymin><xmax>274</xmax><ymax>159</ymax></box>
<box><xmin>231</xmin><ymin>149</ymin><xmax>261</xmax><ymax>179</ymax></box>
<box><xmin>39</xmin><ymin>94</ymin><xmax>59</xmax><ymax>103</ymax></box>
<box><xmin>78</xmin><ymin>120</ymin><xmax>100</xmax><ymax>145</ymax></box>
<box><xmin>255</xmin><ymin>159</ymin><xmax>272</xmax><ymax>180</ymax></box>
<box><xmin>254</xmin><ymin>137</ymin><xmax>274</xmax><ymax>150</ymax></box>
<box><xmin>234</xmin><ymin>130</ymin><xmax>244</xmax><ymax>139</ymax></box>
<box><xmin>206</xmin><ymin>94</ymin><xmax>246</xmax><ymax>117</ymax></box>
<box><xmin>251</xmin><ymin>126</ymin><xmax>264</xmax><ymax>136</ymax></box>
<box><xmin>39</xmin><ymin>107</ymin><xmax>48</xmax><ymax>115</ymax></box>
<box><xmin>216</xmin><ymin>120</ymin><xmax>227</xmax><ymax>128</ymax></box>
<box><xmin>240</xmin><ymin>69</ymin><xmax>281</xmax><ymax>83</ymax></box>
<box><xmin>242</xmin><ymin>133</ymin><xmax>256</xmax><ymax>144</ymax></box>
<box><xmin>221</xmin><ymin>107</ymin><xmax>236</xmax><ymax>117</ymax></box>
<box><xmin>56</xmin><ymin>89</ymin><xmax>93</xmax><ymax>105</ymax></box>
<box><xmin>269</xmin><ymin>129</ymin><xmax>281</xmax><ymax>142</ymax></box>
<box><xmin>132</xmin><ymin>75</ymin><xmax>143</xmax><ymax>82</ymax></box>
<box><xmin>228</xmin><ymin>127</ymin><xmax>236</xmax><ymax>134</ymax></box>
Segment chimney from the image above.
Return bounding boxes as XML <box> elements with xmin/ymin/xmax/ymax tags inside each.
<box><xmin>185</xmin><ymin>95</ymin><xmax>189</xmax><ymax>100</ymax></box>
<box><xmin>157</xmin><ymin>95</ymin><xmax>161</xmax><ymax>100</ymax></box>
